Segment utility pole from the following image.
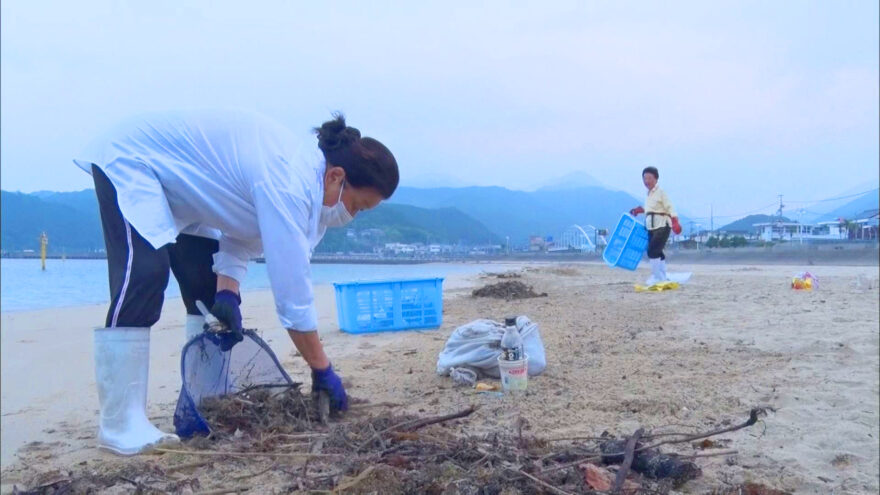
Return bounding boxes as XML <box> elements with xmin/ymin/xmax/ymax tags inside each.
<box><xmin>40</xmin><ymin>232</ymin><xmax>48</xmax><ymax>271</ymax></box>
<box><xmin>710</xmin><ymin>204</ymin><xmax>714</xmax><ymax>233</ymax></box>
<box><xmin>797</xmin><ymin>208</ymin><xmax>805</xmax><ymax>246</ymax></box>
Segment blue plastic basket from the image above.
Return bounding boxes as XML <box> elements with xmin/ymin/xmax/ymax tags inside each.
<box><xmin>333</xmin><ymin>277</ymin><xmax>444</xmax><ymax>334</ymax></box>
<box><xmin>603</xmin><ymin>213</ymin><xmax>649</xmax><ymax>270</ymax></box>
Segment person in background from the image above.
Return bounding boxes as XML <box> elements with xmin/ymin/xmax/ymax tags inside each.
<box><xmin>629</xmin><ymin>166</ymin><xmax>682</xmax><ymax>284</ymax></box>
<box><xmin>74</xmin><ymin>111</ymin><xmax>398</xmax><ymax>455</ymax></box>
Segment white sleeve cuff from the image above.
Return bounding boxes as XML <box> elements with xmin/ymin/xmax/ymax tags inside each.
<box><xmin>212</xmin><ymin>251</ymin><xmax>248</xmax><ymax>283</ymax></box>
<box><xmin>279</xmin><ymin>303</ymin><xmax>318</xmax><ymax>332</ymax></box>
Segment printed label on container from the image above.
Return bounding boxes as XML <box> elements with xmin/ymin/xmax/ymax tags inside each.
<box><xmin>502</xmin><ymin>349</ymin><xmax>522</xmax><ymax>361</ymax></box>
<box><xmin>502</xmin><ymin>374</ymin><xmax>528</xmax><ymax>391</ymax></box>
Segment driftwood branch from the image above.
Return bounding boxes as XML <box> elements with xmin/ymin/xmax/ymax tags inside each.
<box><xmin>400</xmin><ymin>405</ymin><xmax>479</xmax><ymax>432</ymax></box>
<box><xmin>612</xmin><ymin>428</ymin><xmax>643</xmax><ymax>494</ymax></box>
<box><xmin>357</xmin><ymin>405</ymin><xmax>478</xmax><ymax>451</ymax></box>
<box><xmin>154</xmin><ymin>447</ymin><xmax>340</xmax><ymax>459</ymax></box>
<box><xmin>232</xmin><ymin>463</ymin><xmax>278</xmax><ymax>481</ymax></box>
<box><xmin>541</xmin><ymin>408</ymin><xmax>768</xmax><ymax>475</ymax></box>
<box><xmin>165</xmin><ymin>460</ymin><xmax>214</xmax><ymax>473</ymax></box>
<box><xmin>638</xmin><ymin>407</ymin><xmax>766</xmax><ymax>452</ymax></box>
<box><xmin>333</xmin><ymin>465</ymin><xmax>376</xmax><ymax>494</ymax></box>
<box><xmin>235</xmin><ymin>383</ymin><xmax>300</xmax><ymax>395</ymax></box>
<box><xmin>348</xmin><ymin>402</ymin><xmax>402</xmax><ymax>410</ymax></box>
<box><xmin>510</xmin><ymin>468</ymin><xmax>576</xmax><ymax>495</ymax></box>
<box><xmin>679</xmin><ymin>449</ymin><xmax>739</xmax><ymax>459</ymax></box>
<box><xmin>194</xmin><ymin>488</ymin><xmax>250</xmax><ymax>495</ymax></box>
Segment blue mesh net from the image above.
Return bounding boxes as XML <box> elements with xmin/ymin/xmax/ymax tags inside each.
<box><xmin>174</xmin><ymin>329</ymin><xmax>294</xmax><ymax>438</ymax></box>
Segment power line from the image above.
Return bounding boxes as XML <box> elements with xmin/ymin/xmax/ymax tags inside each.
<box><xmin>685</xmin><ymin>187</ymin><xmax>877</xmax><ymax>224</ymax></box>
<box><xmin>786</xmin><ymin>188</ymin><xmax>878</xmax><ymax>205</ymax></box>
<box><xmin>686</xmin><ymin>201</ymin><xmax>779</xmax><ymax>221</ymax></box>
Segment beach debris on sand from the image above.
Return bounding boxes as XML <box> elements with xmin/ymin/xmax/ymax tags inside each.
<box><xmin>11</xmin><ymin>389</ymin><xmax>776</xmax><ymax>495</ymax></box>
<box><xmin>198</xmin><ymin>383</ymin><xmax>318</xmax><ymax>440</ymax></box>
<box><xmin>472</xmin><ymin>280</ymin><xmax>548</xmax><ymax>300</ymax></box>
<box><xmin>707</xmin><ymin>482</ymin><xmax>793</xmax><ymax>495</ymax></box>
<box><xmin>493</xmin><ymin>271</ymin><xmax>522</xmax><ymax>279</ymax></box>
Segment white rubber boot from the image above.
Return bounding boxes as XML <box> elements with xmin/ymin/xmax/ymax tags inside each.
<box><xmin>645</xmin><ymin>258</ymin><xmax>661</xmax><ymax>286</ymax></box>
<box><xmin>657</xmin><ymin>259</ymin><xmax>668</xmax><ymax>282</ymax></box>
<box><xmin>94</xmin><ymin>327</ymin><xmax>180</xmax><ymax>455</ymax></box>
<box><xmin>185</xmin><ymin>315</ymin><xmax>205</xmax><ymax>344</ymax></box>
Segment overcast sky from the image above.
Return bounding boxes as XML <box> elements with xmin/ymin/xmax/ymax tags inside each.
<box><xmin>2</xmin><ymin>0</ymin><xmax>877</xmax><ymax>221</ymax></box>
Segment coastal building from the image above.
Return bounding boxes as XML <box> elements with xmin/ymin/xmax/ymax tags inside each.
<box><xmin>754</xmin><ymin>210</ymin><xmax>879</xmax><ymax>242</ymax></box>
<box><xmin>528</xmin><ymin>236</ymin><xmax>546</xmax><ymax>252</ymax></box>
<box><xmin>809</xmin><ymin>221</ymin><xmax>846</xmax><ymax>240</ymax></box>
<box><xmin>383</xmin><ymin>243</ymin><xmax>416</xmax><ymax>255</ymax></box>
<box><xmin>753</xmin><ymin>221</ymin><xmax>803</xmax><ymax>242</ymax></box>
<box><xmin>852</xmin><ymin>209</ymin><xmax>879</xmax><ymax>240</ymax></box>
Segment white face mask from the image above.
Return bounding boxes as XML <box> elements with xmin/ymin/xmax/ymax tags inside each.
<box><xmin>320</xmin><ymin>181</ymin><xmax>354</xmax><ymax>228</ymax></box>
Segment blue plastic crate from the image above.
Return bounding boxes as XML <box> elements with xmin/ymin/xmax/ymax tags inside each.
<box><xmin>603</xmin><ymin>213</ymin><xmax>649</xmax><ymax>270</ymax></box>
<box><xmin>333</xmin><ymin>277</ymin><xmax>444</xmax><ymax>334</ymax></box>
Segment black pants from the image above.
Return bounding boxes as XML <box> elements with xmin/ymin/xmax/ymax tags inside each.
<box><xmin>647</xmin><ymin>226</ymin><xmax>670</xmax><ymax>260</ymax></box>
<box><xmin>93</xmin><ymin>165</ymin><xmax>219</xmax><ymax>328</ymax></box>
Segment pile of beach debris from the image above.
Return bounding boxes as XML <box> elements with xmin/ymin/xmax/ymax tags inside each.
<box><xmin>472</xmin><ymin>280</ymin><xmax>548</xmax><ymax>300</ymax></box>
<box><xmin>11</xmin><ymin>382</ymin><xmax>778</xmax><ymax>495</ymax></box>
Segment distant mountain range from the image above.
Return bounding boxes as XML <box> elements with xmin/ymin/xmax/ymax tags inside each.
<box><xmin>3</xmin><ymin>183</ymin><xmax>875</xmax><ymax>254</ymax></box>
<box><xmin>0</xmin><ymin>190</ymin><xmax>104</xmax><ymax>253</ymax></box>
<box><xmin>0</xmin><ymin>182</ymin><xmax>655</xmax><ymax>253</ymax></box>
<box><xmin>812</xmin><ymin>188</ymin><xmax>879</xmax><ymax>222</ymax></box>
<box><xmin>316</xmin><ymin>203</ymin><xmax>500</xmax><ymax>252</ymax></box>
<box><xmin>718</xmin><ymin>214</ymin><xmax>793</xmax><ymax>233</ymax></box>
<box><xmin>0</xmin><ymin>189</ymin><xmax>499</xmax><ymax>254</ymax></box>
<box><xmin>715</xmin><ymin>188</ymin><xmax>878</xmax><ymax>233</ymax></box>
<box><xmin>389</xmin><ymin>185</ymin><xmax>645</xmax><ymax>243</ymax></box>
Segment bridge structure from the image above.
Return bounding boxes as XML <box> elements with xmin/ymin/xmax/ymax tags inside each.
<box><xmin>559</xmin><ymin>224</ymin><xmax>606</xmax><ymax>253</ymax></box>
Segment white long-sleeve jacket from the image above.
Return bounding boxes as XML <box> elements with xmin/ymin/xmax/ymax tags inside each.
<box><xmin>74</xmin><ymin>109</ymin><xmax>327</xmax><ymax>331</ymax></box>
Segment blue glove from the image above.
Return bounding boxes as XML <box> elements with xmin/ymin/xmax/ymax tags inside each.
<box><xmin>210</xmin><ymin>290</ymin><xmax>244</xmax><ymax>351</ymax></box>
<box><xmin>311</xmin><ymin>364</ymin><xmax>348</xmax><ymax>412</ymax></box>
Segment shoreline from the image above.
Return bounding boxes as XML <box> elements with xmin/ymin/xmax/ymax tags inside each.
<box><xmin>0</xmin><ymin>271</ymin><xmax>492</xmax><ymax>467</ymax></box>
<box><xmin>0</xmin><ymin>260</ymin><xmax>528</xmax><ymax>314</ymax></box>
<box><xmin>4</xmin><ymin>242</ymin><xmax>878</xmax><ymax>266</ymax></box>
<box><xmin>1</xmin><ymin>257</ymin><xmax>876</xmax><ymax>316</ymax></box>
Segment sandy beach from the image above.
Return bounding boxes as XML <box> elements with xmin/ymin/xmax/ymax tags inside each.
<box><xmin>1</xmin><ymin>261</ymin><xmax>878</xmax><ymax>494</ymax></box>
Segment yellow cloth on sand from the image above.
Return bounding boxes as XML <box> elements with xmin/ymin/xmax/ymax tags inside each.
<box><xmin>634</xmin><ymin>281</ymin><xmax>681</xmax><ymax>292</ymax></box>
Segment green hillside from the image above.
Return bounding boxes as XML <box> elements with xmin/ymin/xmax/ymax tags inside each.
<box><xmin>0</xmin><ymin>190</ymin><xmax>104</xmax><ymax>253</ymax></box>
<box><xmin>315</xmin><ymin>204</ymin><xmax>500</xmax><ymax>253</ymax></box>
<box><xmin>1</xmin><ymin>190</ymin><xmax>499</xmax><ymax>255</ymax></box>
<box><xmin>717</xmin><ymin>214</ymin><xmax>792</xmax><ymax>234</ymax></box>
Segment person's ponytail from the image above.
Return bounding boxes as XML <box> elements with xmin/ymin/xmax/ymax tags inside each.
<box><xmin>314</xmin><ymin>113</ymin><xmax>399</xmax><ymax>199</ymax></box>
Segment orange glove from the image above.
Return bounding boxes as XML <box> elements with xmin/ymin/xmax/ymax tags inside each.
<box><xmin>629</xmin><ymin>206</ymin><xmax>644</xmax><ymax>216</ymax></box>
<box><xmin>671</xmin><ymin>216</ymin><xmax>682</xmax><ymax>235</ymax></box>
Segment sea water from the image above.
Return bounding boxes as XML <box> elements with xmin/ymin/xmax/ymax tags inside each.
<box><xmin>0</xmin><ymin>258</ymin><xmax>505</xmax><ymax>312</ymax></box>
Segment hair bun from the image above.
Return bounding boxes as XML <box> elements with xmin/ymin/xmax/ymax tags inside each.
<box><xmin>315</xmin><ymin>113</ymin><xmax>361</xmax><ymax>152</ymax></box>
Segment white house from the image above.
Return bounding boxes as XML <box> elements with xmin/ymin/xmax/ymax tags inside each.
<box><xmin>753</xmin><ymin>221</ymin><xmax>802</xmax><ymax>242</ymax></box>
<box><xmin>384</xmin><ymin>243</ymin><xmax>416</xmax><ymax>255</ymax></box>
<box><xmin>811</xmin><ymin>221</ymin><xmax>846</xmax><ymax>240</ymax></box>
<box><xmin>853</xmin><ymin>209</ymin><xmax>879</xmax><ymax>240</ymax></box>
<box><xmin>428</xmin><ymin>244</ymin><xmax>454</xmax><ymax>254</ymax></box>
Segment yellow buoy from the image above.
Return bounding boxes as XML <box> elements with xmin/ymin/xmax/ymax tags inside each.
<box><xmin>40</xmin><ymin>232</ymin><xmax>48</xmax><ymax>271</ymax></box>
